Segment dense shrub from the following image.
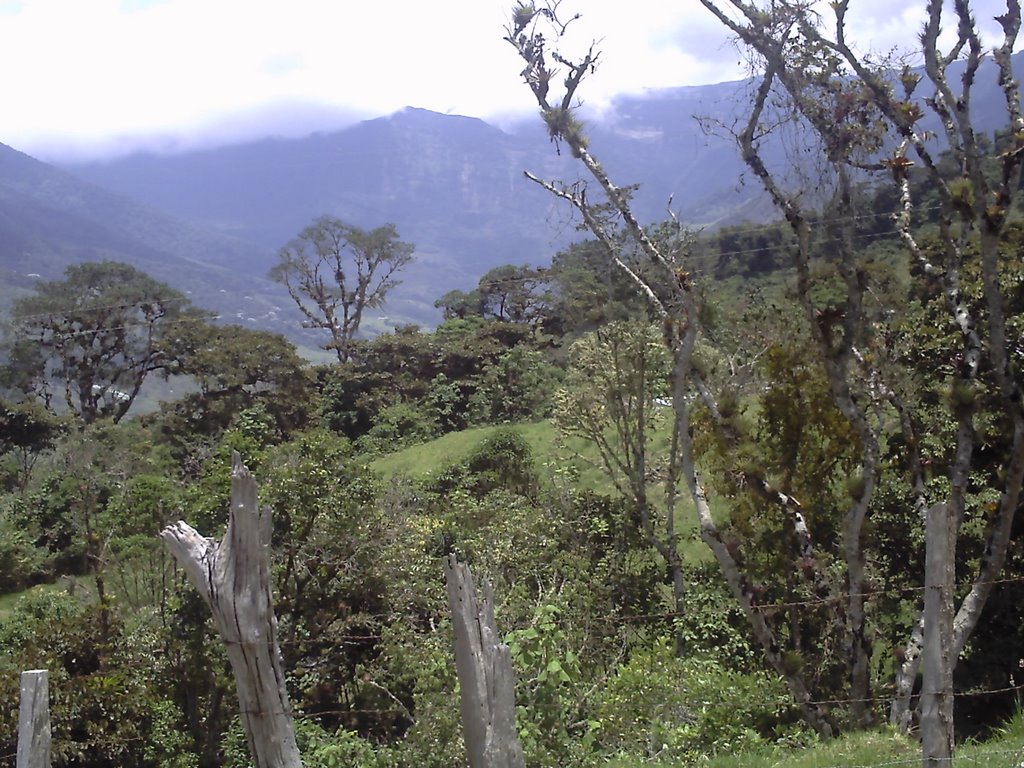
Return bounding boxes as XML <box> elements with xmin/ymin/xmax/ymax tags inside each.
<box><xmin>591</xmin><ymin>637</ymin><xmax>810</xmax><ymax>762</ymax></box>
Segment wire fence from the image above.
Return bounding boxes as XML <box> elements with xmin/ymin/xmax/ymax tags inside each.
<box><xmin>2</xmin><ymin>723</ymin><xmax>1022</xmax><ymax>768</ymax></box>
<box><xmin>4</xmin><ymin>569</ymin><xmax>1024</xmax><ymax>767</ymax></box>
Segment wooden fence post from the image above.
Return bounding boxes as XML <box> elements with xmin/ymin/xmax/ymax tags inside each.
<box><xmin>443</xmin><ymin>554</ymin><xmax>525</xmax><ymax>768</ymax></box>
<box><xmin>17</xmin><ymin>669</ymin><xmax>50</xmax><ymax>768</ymax></box>
<box><xmin>160</xmin><ymin>454</ymin><xmax>302</xmax><ymax>768</ymax></box>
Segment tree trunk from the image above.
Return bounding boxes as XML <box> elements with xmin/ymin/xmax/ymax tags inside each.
<box><xmin>160</xmin><ymin>454</ymin><xmax>302</xmax><ymax>768</ymax></box>
<box><xmin>443</xmin><ymin>554</ymin><xmax>526</xmax><ymax>768</ymax></box>
<box><xmin>673</xmin><ymin>352</ymin><xmax>833</xmax><ymax>738</ymax></box>
<box><xmin>890</xmin><ymin>614</ymin><xmax>924</xmax><ymax>731</ymax></box>
<box><xmin>17</xmin><ymin>670</ymin><xmax>50</xmax><ymax>768</ymax></box>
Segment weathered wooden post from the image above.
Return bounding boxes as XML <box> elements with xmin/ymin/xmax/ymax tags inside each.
<box><xmin>443</xmin><ymin>554</ymin><xmax>525</xmax><ymax>768</ymax></box>
<box><xmin>17</xmin><ymin>669</ymin><xmax>51</xmax><ymax>768</ymax></box>
<box><xmin>160</xmin><ymin>454</ymin><xmax>302</xmax><ymax>768</ymax></box>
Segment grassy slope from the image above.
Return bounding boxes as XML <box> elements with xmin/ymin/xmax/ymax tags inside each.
<box><xmin>0</xmin><ymin>575</ymin><xmax>96</xmax><ymax>620</ymax></box>
<box><xmin>371</xmin><ymin>422</ymin><xmax>610</xmax><ymax>489</ymax></box>
<box><xmin>370</xmin><ymin>419</ymin><xmax>710</xmax><ymax>563</ymax></box>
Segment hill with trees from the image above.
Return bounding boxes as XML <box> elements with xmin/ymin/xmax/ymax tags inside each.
<box><xmin>2</xmin><ymin>2</ymin><xmax>1024</xmax><ymax>767</ymax></box>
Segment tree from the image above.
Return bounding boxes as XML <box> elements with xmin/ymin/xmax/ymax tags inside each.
<box><xmin>434</xmin><ymin>265</ymin><xmax>552</xmax><ymax>326</ymax></box>
<box><xmin>0</xmin><ymin>399</ymin><xmax>63</xmax><ymax>490</ymax></box>
<box><xmin>435</xmin><ymin>288</ymin><xmax>483</xmax><ymax>320</ymax></box>
<box><xmin>162</xmin><ymin>318</ymin><xmax>311</xmax><ymax>437</ymax></box>
<box><xmin>547</xmin><ymin>239</ymin><xmax>650</xmax><ymax>335</ymax></box>
<box><xmin>270</xmin><ymin>216</ymin><xmax>415</xmax><ymax>362</ymax></box>
<box><xmin>506</xmin><ymin>0</ymin><xmax>1024</xmax><ymax>756</ymax></box>
<box><xmin>477</xmin><ymin>264</ymin><xmax>551</xmax><ymax>325</ymax></box>
<box><xmin>552</xmin><ymin>320</ymin><xmax>686</xmax><ymax>650</ymax></box>
<box><xmin>2</xmin><ymin>261</ymin><xmax>197</xmax><ymax>425</ymax></box>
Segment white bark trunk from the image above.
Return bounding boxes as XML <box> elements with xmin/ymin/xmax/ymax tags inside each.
<box><xmin>17</xmin><ymin>669</ymin><xmax>50</xmax><ymax>768</ymax></box>
<box><xmin>444</xmin><ymin>555</ymin><xmax>526</xmax><ymax>768</ymax></box>
<box><xmin>160</xmin><ymin>454</ymin><xmax>302</xmax><ymax>768</ymax></box>
<box><xmin>890</xmin><ymin>614</ymin><xmax>924</xmax><ymax>731</ymax></box>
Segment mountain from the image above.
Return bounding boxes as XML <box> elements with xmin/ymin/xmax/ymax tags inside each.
<box><xmin>0</xmin><ymin>142</ymin><xmax>324</xmax><ymax>342</ymax></box>
<box><xmin>18</xmin><ymin>52</ymin><xmax>1019</xmax><ymax>334</ymax></box>
<box><xmin>54</xmin><ymin>88</ymin><xmax>772</xmax><ymax>325</ymax></box>
<box><xmin>56</xmin><ymin>109</ymin><xmax>575</xmax><ymax>324</ymax></box>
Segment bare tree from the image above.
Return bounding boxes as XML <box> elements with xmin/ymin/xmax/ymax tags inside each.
<box><xmin>270</xmin><ymin>216</ymin><xmax>415</xmax><ymax>361</ymax></box>
<box><xmin>505</xmin><ymin>1</ymin><xmax>1024</xmax><ymax>759</ymax></box>
<box><xmin>161</xmin><ymin>455</ymin><xmax>303</xmax><ymax>768</ymax></box>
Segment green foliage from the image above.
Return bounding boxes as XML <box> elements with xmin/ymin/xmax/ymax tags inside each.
<box><xmin>0</xmin><ymin>497</ymin><xmax>50</xmax><ymax>591</ymax></box>
<box><xmin>507</xmin><ymin>602</ymin><xmax>583</xmax><ymax>765</ymax></box>
<box><xmin>467</xmin><ymin>345</ymin><xmax>561</xmax><ymax>424</ymax></box>
<box><xmin>553</xmin><ymin>320</ymin><xmax>670</xmax><ymax>505</ymax></box>
<box><xmin>434</xmin><ymin>287</ymin><xmax>482</xmax><ymax>320</ymax></box>
<box><xmin>547</xmin><ymin>239</ymin><xmax>651</xmax><ymax>336</ymax></box>
<box><xmin>592</xmin><ymin>637</ymin><xmax>808</xmax><ymax>762</ymax></box>
<box><xmin>677</xmin><ymin>562</ymin><xmax>757</xmax><ymax>669</ymax></box>
<box><xmin>102</xmin><ymin>473</ymin><xmax>181</xmax><ymax>538</ymax></box>
<box><xmin>317</xmin><ymin>365</ymin><xmax>385</xmax><ymax>440</ymax></box>
<box><xmin>357</xmin><ymin>400</ymin><xmax>437</xmax><ymax>455</ymax></box>
<box><xmin>477</xmin><ymin>263</ymin><xmax>552</xmax><ymax>324</ymax></box>
<box><xmin>4</xmin><ymin>207</ymin><xmax>1024</xmax><ymax>767</ymax></box>
<box><xmin>318</xmin><ymin>319</ymin><xmax>554</xmax><ymax>447</ymax></box>
<box><xmin>0</xmin><ymin>398</ymin><xmax>64</xmax><ymax>489</ymax></box>
<box><xmin>162</xmin><ymin>320</ymin><xmax>312</xmax><ymax>438</ymax></box>
<box><xmin>12</xmin><ymin>419</ymin><xmax>173</xmax><ymax>578</ymax></box>
<box><xmin>222</xmin><ymin>716</ymin><xmax>385</xmax><ymax>768</ymax></box>
<box><xmin>424</xmin><ymin>373</ymin><xmax>467</xmax><ymax>432</ymax></box>
<box><xmin>0</xmin><ymin>593</ymin><xmax>188</xmax><ymax>768</ymax></box>
<box><xmin>429</xmin><ymin>426</ymin><xmax>539</xmax><ymax>501</ymax></box>
<box><xmin>258</xmin><ymin>430</ymin><xmax>392</xmax><ymax>724</ymax></box>
<box><xmin>3</xmin><ymin>261</ymin><xmax>201</xmax><ymax>424</ymax></box>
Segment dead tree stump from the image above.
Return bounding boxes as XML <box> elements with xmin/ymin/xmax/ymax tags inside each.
<box><xmin>17</xmin><ymin>669</ymin><xmax>50</xmax><ymax>768</ymax></box>
<box><xmin>160</xmin><ymin>454</ymin><xmax>302</xmax><ymax>768</ymax></box>
<box><xmin>443</xmin><ymin>554</ymin><xmax>525</xmax><ymax>768</ymax></box>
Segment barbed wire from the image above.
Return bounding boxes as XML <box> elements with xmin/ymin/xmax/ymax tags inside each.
<box><xmin>143</xmin><ymin>573</ymin><xmax>1024</xmax><ymax>654</ymax></box>
<box><xmin>2</xmin><ymin>718</ymin><xmax>1021</xmax><ymax>768</ymax></box>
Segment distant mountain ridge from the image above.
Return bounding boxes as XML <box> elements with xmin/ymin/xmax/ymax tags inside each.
<box><xmin>53</xmin><ymin>88</ymin><xmax>771</xmax><ymax>327</ymax></box>
<box><xmin>1</xmin><ymin>52</ymin><xmax>1015</xmax><ymax>335</ymax></box>
<box><xmin>0</xmin><ymin>142</ymin><xmax>308</xmax><ymax>339</ymax></box>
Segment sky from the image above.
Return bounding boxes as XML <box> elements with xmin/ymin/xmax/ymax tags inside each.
<box><xmin>0</xmin><ymin>0</ymin><xmax>1005</xmax><ymax>160</ymax></box>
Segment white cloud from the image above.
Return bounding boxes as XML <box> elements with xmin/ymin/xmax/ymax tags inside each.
<box><xmin>0</xmin><ymin>0</ymin><xmax>1008</xmax><ymax>159</ymax></box>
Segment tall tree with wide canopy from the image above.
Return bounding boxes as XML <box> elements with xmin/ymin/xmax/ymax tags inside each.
<box><xmin>270</xmin><ymin>216</ymin><xmax>415</xmax><ymax>362</ymax></box>
<box><xmin>2</xmin><ymin>261</ymin><xmax>196</xmax><ymax>425</ymax></box>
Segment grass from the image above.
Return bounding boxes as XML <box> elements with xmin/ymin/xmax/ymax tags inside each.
<box><xmin>0</xmin><ymin>574</ymin><xmax>96</xmax><ymax>620</ymax></box>
<box><xmin>601</xmin><ymin>713</ymin><xmax>1024</xmax><ymax>767</ymax></box>
<box><xmin>369</xmin><ymin>423</ymin><xmax>508</xmax><ymax>478</ymax></box>
<box><xmin>703</xmin><ymin>728</ymin><xmax>914</xmax><ymax>768</ymax></box>
<box><xmin>369</xmin><ymin>418</ymin><xmax>710</xmax><ymax>563</ymax></box>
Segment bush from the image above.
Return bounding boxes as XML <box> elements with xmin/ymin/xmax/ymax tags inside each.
<box><xmin>426</xmin><ymin>427</ymin><xmax>539</xmax><ymax>501</ymax></box>
<box><xmin>467</xmin><ymin>346</ymin><xmax>562</xmax><ymax>425</ymax></box>
<box><xmin>0</xmin><ymin>498</ymin><xmax>51</xmax><ymax>591</ymax></box>
<box><xmin>591</xmin><ymin>637</ymin><xmax>809</xmax><ymax>762</ymax></box>
<box><xmin>356</xmin><ymin>401</ymin><xmax>437</xmax><ymax>455</ymax></box>
<box><xmin>222</xmin><ymin>716</ymin><xmax>386</xmax><ymax>768</ymax></box>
